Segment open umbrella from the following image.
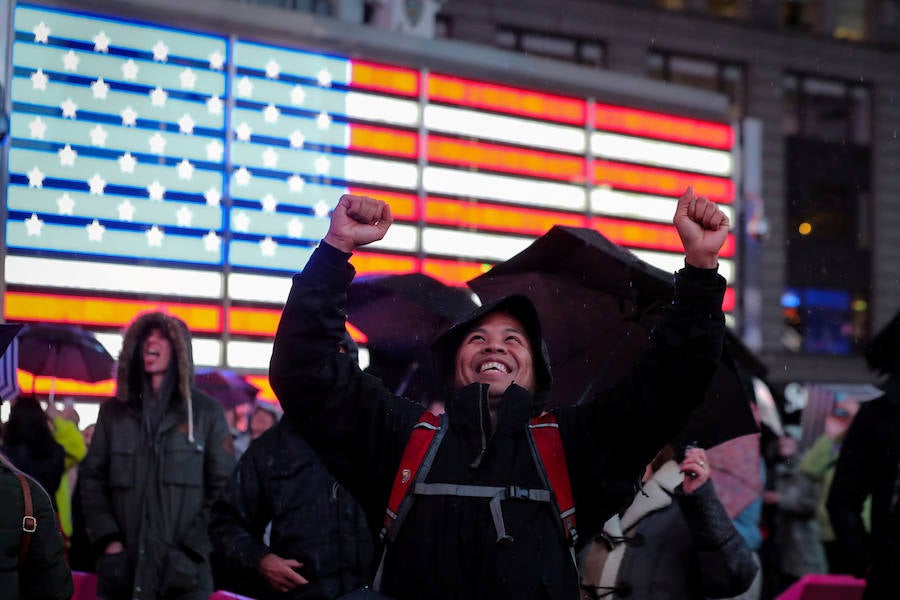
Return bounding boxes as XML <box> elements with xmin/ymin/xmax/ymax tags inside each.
<box><xmin>347</xmin><ymin>273</ymin><xmax>479</xmax><ymax>359</ymax></box>
<box><xmin>195</xmin><ymin>368</ymin><xmax>259</xmax><ymax>410</ymax></box>
<box><xmin>468</xmin><ymin>225</ymin><xmax>758</xmax><ymax>449</ymax></box>
<box><xmin>347</xmin><ymin>273</ymin><xmax>479</xmax><ymax>397</ymax></box>
<box><xmin>706</xmin><ymin>433</ymin><xmax>763</xmax><ymax>519</ymax></box>
<box><xmin>17</xmin><ymin>323</ymin><xmax>115</xmax><ymax>401</ymax></box>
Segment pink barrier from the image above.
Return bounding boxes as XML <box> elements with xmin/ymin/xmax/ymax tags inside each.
<box><xmin>776</xmin><ymin>574</ymin><xmax>866</xmax><ymax>600</ymax></box>
<box><xmin>71</xmin><ymin>571</ymin><xmax>97</xmax><ymax>600</ymax></box>
<box><xmin>70</xmin><ymin>573</ymin><xmax>255</xmax><ymax>600</ymax></box>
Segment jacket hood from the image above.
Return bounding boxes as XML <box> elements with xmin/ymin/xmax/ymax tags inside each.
<box><xmin>430</xmin><ymin>294</ymin><xmax>553</xmax><ymax>411</ymax></box>
<box><xmin>117</xmin><ymin>311</ymin><xmax>194</xmax><ymax>408</ymax></box>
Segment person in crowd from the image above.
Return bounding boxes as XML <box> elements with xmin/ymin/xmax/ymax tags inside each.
<box><xmin>209</xmin><ymin>410</ymin><xmax>375</xmax><ymax>599</ymax></box>
<box><xmin>798</xmin><ymin>395</ymin><xmax>869</xmax><ymax>574</ymax></box>
<box><xmin>827</xmin><ymin>377</ymin><xmax>900</xmax><ymax>598</ymax></box>
<box><xmin>2</xmin><ymin>396</ymin><xmax>65</xmax><ymax>511</ymax></box>
<box><xmin>0</xmin><ymin>450</ymin><xmax>73</xmax><ymax>600</ymax></box>
<box><xmin>269</xmin><ymin>188</ymin><xmax>730</xmax><ymax>599</ymax></box>
<box><xmin>579</xmin><ymin>445</ymin><xmax>757</xmax><ymax>599</ymax></box>
<box><xmin>78</xmin><ymin>311</ymin><xmax>235</xmax><ymax>600</ymax></box>
<box><xmin>234</xmin><ymin>398</ymin><xmax>284</xmax><ymax>459</ymax></box>
<box><xmin>44</xmin><ymin>398</ymin><xmax>87</xmax><ymax>547</ymax></box>
<box><xmin>762</xmin><ymin>431</ymin><xmax>827</xmax><ymax>594</ymax></box>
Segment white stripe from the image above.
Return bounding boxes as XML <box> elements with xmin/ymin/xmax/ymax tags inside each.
<box><xmin>228</xmin><ymin>272</ymin><xmax>293</xmax><ymax>303</ymax></box>
<box><xmin>423</xmin><ymin>166</ymin><xmax>586</xmax><ymax>211</ymax></box>
<box><xmin>630</xmin><ymin>249</ymin><xmax>735</xmax><ymax>283</ymax></box>
<box><xmin>345</xmin><ymin>156</ymin><xmax>418</xmax><ymax>189</ymax></box>
<box><xmin>366</xmin><ymin>223</ymin><xmax>419</xmax><ymax>253</ymax></box>
<box><xmin>227</xmin><ymin>340</ymin><xmax>273</xmax><ymax>369</ymax></box>
<box><xmin>422</xmin><ymin>228</ymin><xmax>532</xmax><ymax>262</ymax></box>
<box><xmin>425</xmin><ymin>105</ymin><xmax>586</xmax><ymax>153</ymax></box>
<box><xmin>590</xmin><ymin>187</ymin><xmax>734</xmax><ymax>225</ymax></box>
<box><xmin>346</xmin><ymin>91</ymin><xmax>419</xmax><ymax>126</ymax></box>
<box><xmin>5</xmin><ymin>256</ymin><xmax>223</xmax><ymax>298</ymax></box>
<box><xmin>592</xmin><ymin>132</ymin><xmax>733</xmax><ymax>176</ymax></box>
<box><xmin>93</xmin><ymin>331</ymin><xmax>222</xmax><ymax>366</ymax></box>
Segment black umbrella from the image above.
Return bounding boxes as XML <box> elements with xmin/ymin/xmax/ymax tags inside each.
<box><xmin>347</xmin><ymin>272</ymin><xmax>479</xmax><ymax>397</ymax></box>
<box><xmin>195</xmin><ymin>368</ymin><xmax>259</xmax><ymax>410</ymax></box>
<box><xmin>347</xmin><ymin>272</ymin><xmax>479</xmax><ymax>359</ymax></box>
<box><xmin>864</xmin><ymin>309</ymin><xmax>900</xmax><ymax>376</ymax></box>
<box><xmin>468</xmin><ymin>225</ymin><xmax>758</xmax><ymax>449</ymax></box>
<box><xmin>17</xmin><ymin>323</ymin><xmax>115</xmax><ymax>400</ymax></box>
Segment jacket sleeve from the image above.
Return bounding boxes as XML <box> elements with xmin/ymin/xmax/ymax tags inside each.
<box><xmin>675</xmin><ymin>480</ymin><xmax>758</xmax><ymax>598</ymax></box>
<box><xmin>776</xmin><ymin>469</ymin><xmax>820</xmax><ymax>516</ymax></box>
<box><xmin>557</xmin><ymin>265</ymin><xmax>726</xmax><ymax>529</ymax></box>
<box><xmin>181</xmin><ymin>401</ymin><xmax>235</xmax><ymax>560</ymax></box>
<box><xmin>826</xmin><ymin>403</ymin><xmax>875</xmax><ymax>577</ymax></box>
<box><xmin>269</xmin><ymin>242</ymin><xmax>425</xmax><ymax>514</ymax></box>
<box><xmin>209</xmin><ymin>444</ymin><xmax>272</xmax><ymax>571</ymax></box>
<box><xmin>77</xmin><ymin>401</ymin><xmax>122</xmax><ymax>551</ymax></box>
<box><xmin>52</xmin><ymin>416</ymin><xmax>87</xmax><ymax>470</ymax></box>
<box><xmin>798</xmin><ymin>434</ymin><xmax>836</xmax><ymax>481</ymax></box>
<box><xmin>20</xmin><ymin>476</ymin><xmax>75</xmax><ymax>600</ymax></box>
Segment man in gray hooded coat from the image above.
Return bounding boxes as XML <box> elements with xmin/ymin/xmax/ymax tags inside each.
<box><xmin>79</xmin><ymin>312</ymin><xmax>235</xmax><ymax>600</ymax></box>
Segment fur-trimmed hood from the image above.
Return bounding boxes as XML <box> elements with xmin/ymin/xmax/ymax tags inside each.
<box><xmin>117</xmin><ymin>311</ymin><xmax>194</xmax><ymax>405</ymax></box>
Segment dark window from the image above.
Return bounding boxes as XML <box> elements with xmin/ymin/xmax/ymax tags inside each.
<box><xmin>783</xmin><ymin>131</ymin><xmax>872</xmax><ymax>356</ymax></box>
<box><xmin>495</xmin><ymin>26</ymin><xmax>606</xmax><ymax>67</ymax></box>
<box><xmin>647</xmin><ymin>50</ymin><xmax>746</xmax><ymax>118</ymax></box>
<box><xmin>784</xmin><ymin>73</ymin><xmax>871</xmax><ymax>145</ymax></box>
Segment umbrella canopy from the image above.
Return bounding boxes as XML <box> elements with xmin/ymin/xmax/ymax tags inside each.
<box><xmin>706</xmin><ymin>432</ymin><xmax>763</xmax><ymax>519</ymax></box>
<box><xmin>864</xmin><ymin>309</ymin><xmax>900</xmax><ymax>376</ymax></box>
<box><xmin>18</xmin><ymin>323</ymin><xmax>114</xmax><ymax>383</ymax></box>
<box><xmin>347</xmin><ymin>272</ymin><xmax>479</xmax><ymax>359</ymax></box>
<box><xmin>195</xmin><ymin>368</ymin><xmax>259</xmax><ymax>410</ymax></box>
<box><xmin>468</xmin><ymin>225</ymin><xmax>758</xmax><ymax>449</ymax></box>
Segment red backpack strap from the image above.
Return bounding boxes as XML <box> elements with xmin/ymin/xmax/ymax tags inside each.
<box><xmin>382</xmin><ymin>410</ymin><xmax>446</xmax><ymax>543</ymax></box>
<box><xmin>528</xmin><ymin>412</ymin><xmax>578</xmax><ymax>546</ymax></box>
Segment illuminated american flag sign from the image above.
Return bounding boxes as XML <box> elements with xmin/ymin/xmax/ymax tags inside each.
<box><xmin>4</xmin><ymin>4</ymin><xmax>735</xmax><ymax>399</ymax></box>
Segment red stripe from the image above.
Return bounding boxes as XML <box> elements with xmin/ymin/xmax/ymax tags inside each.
<box><xmin>427</xmin><ymin>136</ymin><xmax>587</xmax><ymax>182</ymax></box>
<box><xmin>593</xmin><ymin>160</ymin><xmax>734</xmax><ymax>204</ymax></box>
<box><xmin>349</xmin><ymin>125</ymin><xmax>419</xmax><ymax>159</ymax></box>
<box><xmin>424</xmin><ymin>196</ymin><xmax>587</xmax><ymax>236</ymax></box>
<box><xmin>591</xmin><ymin>217</ymin><xmax>735</xmax><ymax>258</ymax></box>
<box><xmin>593</xmin><ymin>104</ymin><xmax>733</xmax><ymax>150</ymax></box>
<box><xmin>350</xmin><ymin>61</ymin><xmax>420</xmax><ymax>97</ymax></box>
<box><xmin>428</xmin><ymin>73</ymin><xmax>586</xmax><ymax>125</ymax></box>
<box><xmin>4</xmin><ymin>291</ymin><xmax>223</xmax><ymax>333</ymax></box>
<box><xmin>348</xmin><ymin>188</ymin><xmax>420</xmax><ymax>221</ymax></box>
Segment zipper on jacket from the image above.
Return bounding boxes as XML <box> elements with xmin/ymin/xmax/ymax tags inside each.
<box><xmin>469</xmin><ymin>384</ymin><xmax>490</xmax><ymax>469</ymax></box>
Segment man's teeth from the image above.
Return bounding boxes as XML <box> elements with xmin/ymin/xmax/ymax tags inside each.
<box><xmin>147</xmin><ymin>350</ymin><xmax>160</xmax><ymax>357</ymax></box>
<box><xmin>478</xmin><ymin>361</ymin><xmax>509</xmax><ymax>374</ymax></box>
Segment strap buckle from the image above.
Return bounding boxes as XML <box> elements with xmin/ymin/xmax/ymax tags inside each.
<box><xmin>506</xmin><ymin>485</ymin><xmax>530</xmax><ymax>500</ymax></box>
<box><xmin>22</xmin><ymin>516</ymin><xmax>37</xmax><ymax>533</ymax></box>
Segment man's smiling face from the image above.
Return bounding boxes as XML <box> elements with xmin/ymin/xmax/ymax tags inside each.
<box><xmin>452</xmin><ymin>311</ymin><xmax>535</xmax><ymax>398</ymax></box>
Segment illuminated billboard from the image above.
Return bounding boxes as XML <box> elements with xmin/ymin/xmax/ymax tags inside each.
<box><xmin>4</xmin><ymin>4</ymin><xmax>735</xmax><ymax>398</ymax></box>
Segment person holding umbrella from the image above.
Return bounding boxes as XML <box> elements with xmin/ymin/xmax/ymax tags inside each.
<box><xmin>270</xmin><ymin>187</ymin><xmax>730</xmax><ymax>599</ymax></box>
<box><xmin>78</xmin><ymin>312</ymin><xmax>235</xmax><ymax>600</ymax></box>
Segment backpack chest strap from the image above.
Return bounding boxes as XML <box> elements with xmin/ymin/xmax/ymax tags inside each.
<box><xmin>413</xmin><ymin>482</ymin><xmax>551</xmax><ymax>543</ymax></box>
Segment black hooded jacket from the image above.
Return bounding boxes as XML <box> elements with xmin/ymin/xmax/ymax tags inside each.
<box><xmin>78</xmin><ymin>312</ymin><xmax>235</xmax><ymax>600</ymax></box>
<box><xmin>270</xmin><ymin>242</ymin><xmax>726</xmax><ymax>600</ymax></box>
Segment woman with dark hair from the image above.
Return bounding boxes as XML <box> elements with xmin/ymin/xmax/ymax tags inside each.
<box><xmin>2</xmin><ymin>396</ymin><xmax>66</xmax><ymax>509</ymax></box>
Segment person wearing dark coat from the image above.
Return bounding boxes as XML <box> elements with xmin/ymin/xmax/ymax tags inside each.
<box><xmin>2</xmin><ymin>396</ymin><xmax>65</xmax><ymax>510</ymax></box>
<box><xmin>78</xmin><ymin>312</ymin><xmax>235</xmax><ymax>600</ymax></box>
<box><xmin>0</xmin><ymin>451</ymin><xmax>73</xmax><ymax>600</ymax></box>
<box><xmin>579</xmin><ymin>446</ymin><xmax>757</xmax><ymax>599</ymax></box>
<box><xmin>269</xmin><ymin>190</ymin><xmax>730</xmax><ymax>600</ymax></box>
<box><xmin>827</xmin><ymin>374</ymin><xmax>900</xmax><ymax>599</ymax></box>
<box><xmin>209</xmin><ymin>417</ymin><xmax>375</xmax><ymax>599</ymax></box>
